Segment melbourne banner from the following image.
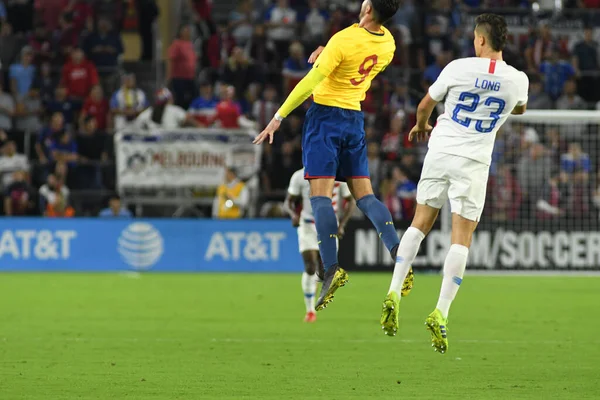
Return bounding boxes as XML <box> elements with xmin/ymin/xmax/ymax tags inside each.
<box><xmin>0</xmin><ymin>219</ymin><xmax>301</xmax><ymax>272</ymax></box>
<box><xmin>339</xmin><ymin>220</ymin><xmax>600</xmax><ymax>271</ymax></box>
<box><xmin>115</xmin><ymin>128</ymin><xmax>260</xmax><ymax>189</ymax></box>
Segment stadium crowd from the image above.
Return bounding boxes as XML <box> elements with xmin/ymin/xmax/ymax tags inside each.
<box><xmin>0</xmin><ymin>0</ymin><xmax>600</xmax><ymax>222</ymax></box>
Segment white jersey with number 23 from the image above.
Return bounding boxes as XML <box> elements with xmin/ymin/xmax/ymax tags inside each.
<box><xmin>428</xmin><ymin>57</ymin><xmax>529</xmax><ymax>166</ymax></box>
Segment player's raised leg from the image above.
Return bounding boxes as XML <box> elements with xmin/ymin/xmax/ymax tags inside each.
<box><xmin>300</xmin><ymin>250</ymin><xmax>320</xmax><ymax>322</ymax></box>
<box><xmin>382</xmin><ymin>204</ymin><xmax>439</xmax><ymax>336</ymax></box>
<box><xmin>310</xmin><ymin>178</ymin><xmax>349</xmax><ymax>311</ymax></box>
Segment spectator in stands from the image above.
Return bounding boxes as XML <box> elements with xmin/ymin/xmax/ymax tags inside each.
<box><xmin>572</xmin><ymin>27</ymin><xmax>599</xmax><ymax>102</ymax></box>
<box><xmin>39</xmin><ymin>173</ymin><xmax>70</xmax><ymax>213</ymax></box>
<box><xmin>527</xmin><ymin>76</ymin><xmax>553</xmax><ymax>109</ymax></box>
<box><xmin>222</xmin><ymin>46</ymin><xmax>259</xmax><ymax>98</ymax></box>
<box><xmin>389</xmin><ymin>83</ymin><xmax>414</xmax><ymax>117</ymax></box>
<box><xmin>518</xmin><ymin>143</ymin><xmax>552</xmax><ymax>218</ymax></box>
<box><xmin>303</xmin><ymin>0</ymin><xmax>328</xmax><ymax>49</ymax></box>
<box><xmin>29</xmin><ymin>23</ymin><xmax>54</xmax><ymax>66</ymax></box>
<box><xmin>247</xmin><ymin>25</ymin><xmax>276</xmax><ymax>75</ymax></box>
<box><xmin>110</xmin><ymin>74</ymin><xmax>147</xmax><ymax>131</ymax></box>
<box><xmin>4</xmin><ymin>170</ymin><xmax>35</xmax><ymax>216</ymax></box>
<box><xmin>526</xmin><ymin>23</ymin><xmax>554</xmax><ymax>73</ymax></box>
<box><xmin>15</xmin><ymin>85</ymin><xmax>43</xmax><ymax>134</ymax></box>
<box><xmin>137</xmin><ymin>0</ymin><xmax>159</xmax><ymax>61</ymax></box>
<box><xmin>556</xmin><ymin>79</ymin><xmax>587</xmax><ymax>110</ymax></box>
<box><xmin>10</xmin><ymin>46</ymin><xmax>35</xmax><ymax>99</ymax></box>
<box><xmin>92</xmin><ymin>0</ymin><xmax>124</xmax><ymax>27</ymax></box>
<box><xmin>83</xmin><ymin>18</ymin><xmax>123</xmax><ymax>86</ymax></box>
<box><xmin>189</xmin><ymin>82</ymin><xmax>219</xmax><ymax>127</ymax></box>
<box><xmin>229</xmin><ymin>0</ymin><xmax>257</xmax><ymax>47</ymax></box>
<box><xmin>252</xmin><ymin>84</ymin><xmax>279</xmax><ymax>130</ymax></box>
<box><xmin>35</xmin><ymin>0</ymin><xmax>68</xmax><ymax>33</ymax></box>
<box><xmin>561</xmin><ymin>142</ymin><xmax>591</xmax><ymax>182</ymax></box>
<box><xmin>37</xmin><ymin>112</ymin><xmax>66</xmax><ymax>166</ymax></box>
<box><xmin>282</xmin><ymin>41</ymin><xmax>310</xmax><ymax>94</ymax></box>
<box><xmin>168</xmin><ymin>24</ymin><xmax>197</xmax><ymax>109</ymax></box>
<box><xmin>80</xmin><ymin>85</ymin><xmax>110</xmax><ymax>131</ymax></box>
<box><xmin>61</xmin><ymin>47</ymin><xmax>100</xmax><ymax>102</ymax></box>
<box><xmin>54</xmin><ymin>12</ymin><xmax>79</xmax><ymax>60</ymax></box>
<box><xmin>265</xmin><ymin>0</ymin><xmax>297</xmax><ymax>63</ymax></box>
<box><xmin>390</xmin><ymin>165</ymin><xmax>417</xmax><ymax>221</ymax></box>
<box><xmin>50</xmin><ymin>130</ymin><xmax>78</xmax><ymax>170</ymax></box>
<box><xmin>213</xmin><ymin>85</ymin><xmax>255</xmax><ymax>129</ymax></box>
<box><xmin>540</xmin><ymin>46</ymin><xmax>575</xmax><ymax>101</ymax></box>
<box><xmin>0</xmin><ymin>140</ymin><xmax>29</xmax><ymax>190</ymax></box>
<box><xmin>6</xmin><ymin>0</ymin><xmax>33</xmax><ymax>34</ymax></box>
<box><xmin>0</xmin><ymin>81</ymin><xmax>15</xmax><ymax>133</ymax></box>
<box><xmin>65</xmin><ymin>0</ymin><xmax>93</xmax><ymax>34</ymax></box>
<box><xmin>135</xmin><ymin>88</ymin><xmax>198</xmax><ymax>130</ymax></box>
<box><xmin>0</xmin><ymin>23</ymin><xmax>23</xmax><ymax>84</ymax></box>
<box><xmin>45</xmin><ymin>191</ymin><xmax>75</xmax><ymax>217</ymax></box>
<box><xmin>213</xmin><ymin>166</ymin><xmax>249</xmax><ymax>219</ymax></box>
<box><xmin>381</xmin><ymin>111</ymin><xmax>405</xmax><ymax>161</ymax></box>
<box><xmin>46</xmin><ymin>85</ymin><xmax>75</xmax><ymax>126</ymax></box>
<box><xmin>36</xmin><ymin>62</ymin><xmax>56</xmax><ymax>105</ymax></box>
<box><xmin>422</xmin><ymin>52</ymin><xmax>449</xmax><ymax>91</ymax></box>
<box><xmin>486</xmin><ymin>164</ymin><xmax>521</xmax><ymax>222</ymax></box>
<box><xmin>399</xmin><ymin>149</ymin><xmax>423</xmax><ymax>184</ymax></box>
<box><xmin>536</xmin><ymin>174</ymin><xmax>565</xmax><ymax>220</ymax></box>
<box><xmin>99</xmin><ymin>194</ymin><xmax>132</xmax><ymax>217</ymax></box>
<box><xmin>545</xmin><ymin>127</ymin><xmax>567</xmax><ymax>166</ymax></box>
<box><xmin>77</xmin><ymin>116</ymin><xmax>107</xmax><ymax>189</ymax></box>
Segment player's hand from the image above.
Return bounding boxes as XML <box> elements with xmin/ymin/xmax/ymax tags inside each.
<box><xmin>291</xmin><ymin>215</ymin><xmax>300</xmax><ymax>227</ymax></box>
<box><xmin>337</xmin><ymin>224</ymin><xmax>346</xmax><ymax>239</ymax></box>
<box><xmin>308</xmin><ymin>46</ymin><xmax>325</xmax><ymax>64</ymax></box>
<box><xmin>408</xmin><ymin>124</ymin><xmax>433</xmax><ymax>142</ymax></box>
<box><xmin>253</xmin><ymin>118</ymin><xmax>281</xmax><ymax>145</ymax></box>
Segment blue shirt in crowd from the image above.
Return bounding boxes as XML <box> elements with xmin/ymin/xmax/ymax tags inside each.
<box><xmin>9</xmin><ymin>63</ymin><xmax>36</xmax><ymax>97</ymax></box>
<box><xmin>561</xmin><ymin>153</ymin><xmax>591</xmax><ymax>174</ymax></box>
<box><xmin>540</xmin><ymin>61</ymin><xmax>575</xmax><ymax>100</ymax></box>
<box><xmin>99</xmin><ymin>208</ymin><xmax>133</xmax><ymax>217</ymax></box>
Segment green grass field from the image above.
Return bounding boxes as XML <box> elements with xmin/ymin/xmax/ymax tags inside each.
<box><xmin>0</xmin><ymin>273</ymin><xmax>598</xmax><ymax>399</ymax></box>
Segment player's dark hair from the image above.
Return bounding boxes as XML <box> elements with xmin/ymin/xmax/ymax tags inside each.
<box><xmin>370</xmin><ymin>0</ymin><xmax>400</xmax><ymax>24</ymax></box>
<box><xmin>475</xmin><ymin>13</ymin><xmax>508</xmax><ymax>52</ymax></box>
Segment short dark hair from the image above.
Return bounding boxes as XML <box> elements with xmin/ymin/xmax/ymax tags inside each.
<box><xmin>370</xmin><ymin>0</ymin><xmax>400</xmax><ymax>24</ymax></box>
<box><xmin>475</xmin><ymin>13</ymin><xmax>508</xmax><ymax>52</ymax></box>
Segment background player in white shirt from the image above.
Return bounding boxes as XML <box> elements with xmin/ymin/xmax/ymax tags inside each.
<box><xmin>380</xmin><ymin>14</ymin><xmax>529</xmax><ymax>353</ymax></box>
<box><xmin>284</xmin><ymin>168</ymin><xmax>355</xmax><ymax>323</ymax></box>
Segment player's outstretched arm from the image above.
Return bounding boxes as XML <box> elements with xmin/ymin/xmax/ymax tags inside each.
<box><xmin>409</xmin><ymin>93</ymin><xmax>438</xmax><ymax>142</ymax></box>
<box><xmin>253</xmin><ymin>68</ymin><xmax>327</xmax><ymax>145</ymax></box>
<box><xmin>511</xmin><ymin>104</ymin><xmax>527</xmax><ymax>115</ymax></box>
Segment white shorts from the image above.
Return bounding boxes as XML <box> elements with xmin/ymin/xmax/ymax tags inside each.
<box><xmin>297</xmin><ymin>220</ymin><xmax>339</xmax><ymax>253</ymax></box>
<box><xmin>416</xmin><ymin>152</ymin><xmax>490</xmax><ymax>222</ymax></box>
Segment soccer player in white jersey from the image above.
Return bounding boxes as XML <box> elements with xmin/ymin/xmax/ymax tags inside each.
<box><xmin>380</xmin><ymin>13</ymin><xmax>529</xmax><ymax>353</ymax></box>
<box><xmin>284</xmin><ymin>168</ymin><xmax>356</xmax><ymax>323</ymax></box>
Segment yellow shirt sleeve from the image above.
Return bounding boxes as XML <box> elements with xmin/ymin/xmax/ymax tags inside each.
<box><xmin>312</xmin><ymin>33</ymin><xmax>345</xmax><ymax>77</ymax></box>
<box><xmin>277</xmin><ymin>68</ymin><xmax>326</xmax><ymax>118</ymax></box>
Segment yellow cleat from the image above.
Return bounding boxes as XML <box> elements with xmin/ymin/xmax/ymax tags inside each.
<box><xmin>380</xmin><ymin>291</ymin><xmax>400</xmax><ymax>336</ymax></box>
<box><xmin>315</xmin><ymin>266</ymin><xmax>349</xmax><ymax>311</ymax></box>
<box><xmin>401</xmin><ymin>267</ymin><xmax>414</xmax><ymax>297</ymax></box>
<box><xmin>425</xmin><ymin>309</ymin><xmax>449</xmax><ymax>354</ymax></box>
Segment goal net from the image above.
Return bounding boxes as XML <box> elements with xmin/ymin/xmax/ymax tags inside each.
<box><xmin>437</xmin><ymin>110</ymin><xmax>600</xmax><ymax>270</ymax></box>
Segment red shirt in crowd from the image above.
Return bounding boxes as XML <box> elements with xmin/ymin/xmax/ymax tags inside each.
<box><xmin>583</xmin><ymin>0</ymin><xmax>600</xmax><ymax>7</ymax></box>
<box><xmin>82</xmin><ymin>97</ymin><xmax>109</xmax><ymax>130</ymax></box>
<box><xmin>61</xmin><ymin>59</ymin><xmax>99</xmax><ymax>98</ymax></box>
<box><xmin>34</xmin><ymin>0</ymin><xmax>68</xmax><ymax>32</ymax></box>
<box><xmin>214</xmin><ymin>100</ymin><xmax>241</xmax><ymax>129</ymax></box>
<box><xmin>193</xmin><ymin>0</ymin><xmax>213</xmax><ymax>20</ymax></box>
<box><xmin>69</xmin><ymin>1</ymin><xmax>93</xmax><ymax>33</ymax></box>
<box><xmin>168</xmin><ymin>40</ymin><xmax>197</xmax><ymax>80</ymax></box>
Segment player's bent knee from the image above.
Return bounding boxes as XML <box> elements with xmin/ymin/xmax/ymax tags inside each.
<box><xmin>451</xmin><ymin>213</ymin><xmax>479</xmax><ymax>248</ymax></box>
<box><xmin>347</xmin><ymin>178</ymin><xmax>374</xmax><ymax>200</ymax></box>
<box><xmin>411</xmin><ymin>204</ymin><xmax>440</xmax><ymax>235</ymax></box>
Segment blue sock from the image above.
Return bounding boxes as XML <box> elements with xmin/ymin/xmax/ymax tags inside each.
<box><xmin>356</xmin><ymin>194</ymin><xmax>400</xmax><ymax>257</ymax></box>
<box><xmin>310</xmin><ymin>196</ymin><xmax>339</xmax><ymax>273</ymax></box>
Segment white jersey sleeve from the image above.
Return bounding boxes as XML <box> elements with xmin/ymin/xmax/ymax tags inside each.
<box><xmin>287</xmin><ymin>169</ymin><xmax>304</xmax><ymax>197</ymax></box>
<box><xmin>427</xmin><ymin>57</ymin><xmax>529</xmax><ymax>166</ymax></box>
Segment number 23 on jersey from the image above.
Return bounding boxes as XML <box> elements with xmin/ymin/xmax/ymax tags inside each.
<box><xmin>451</xmin><ymin>92</ymin><xmax>506</xmax><ymax>134</ymax></box>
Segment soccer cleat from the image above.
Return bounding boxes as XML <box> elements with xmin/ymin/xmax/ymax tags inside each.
<box><xmin>315</xmin><ymin>265</ymin><xmax>349</xmax><ymax>311</ymax></box>
<box><xmin>304</xmin><ymin>311</ymin><xmax>317</xmax><ymax>323</ymax></box>
<box><xmin>425</xmin><ymin>309</ymin><xmax>449</xmax><ymax>354</ymax></box>
<box><xmin>380</xmin><ymin>291</ymin><xmax>400</xmax><ymax>336</ymax></box>
<box><xmin>401</xmin><ymin>267</ymin><xmax>414</xmax><ymax>297</ymax></box>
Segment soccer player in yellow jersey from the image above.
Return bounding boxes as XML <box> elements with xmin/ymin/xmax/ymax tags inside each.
<box><xmin>254</xmin><ymin>0</ymin><xmax>413</xmax><ymax>312</ymax></box>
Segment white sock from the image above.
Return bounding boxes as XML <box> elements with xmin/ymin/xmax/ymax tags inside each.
<box><xmin>302</xmin><ymin>272</ymin><xmax>317</xmax><ymax>312</ymax></box>
<box><xmin>388</xmin><ymin>227</ymin><xmax>426</xmax><ymax>296</ymax></box>
<box><xmin>436</xmin><ymin>244</ymin><xmax>469</xmax><ymax>319</ymax></box>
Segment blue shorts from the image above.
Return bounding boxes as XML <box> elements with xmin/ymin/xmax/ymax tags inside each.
<box><xmin>302</xmin><ymin>102</ymin><xmax>369</xmax><ymax>181</ymax></box>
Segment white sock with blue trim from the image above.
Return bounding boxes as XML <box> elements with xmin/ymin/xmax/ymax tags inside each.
<box><xmin>436</xmin><ymin>244</ymin><xmax>469</xmax><ymax>319</ymax></box>
<box><xmin>302</xmin><ymin>272</ymin><xmax>317</xmax><ymax>312</ymax></box>
<box><xmin>388</xmin><ymin>227</ymin><xmax>425</xmax><ymax>296</ymax></box>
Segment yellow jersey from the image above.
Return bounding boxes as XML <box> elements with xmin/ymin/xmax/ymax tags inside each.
<box><xmin>216</xmin><ymin>181</ymin><xmax>246</xmax><ymax>219</ymax></box>
<box><xmin>312</xmin><ymin>24</ymin><xmax>396</xmax><ymax>111</ymax></box>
